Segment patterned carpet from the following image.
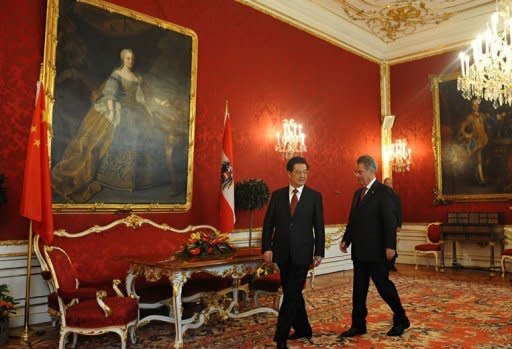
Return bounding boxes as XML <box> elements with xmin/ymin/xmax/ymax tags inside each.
<box><xmin>5</xmin><ymin>269</ymin><xmax>512</xmax><ymax>348</ymax></box>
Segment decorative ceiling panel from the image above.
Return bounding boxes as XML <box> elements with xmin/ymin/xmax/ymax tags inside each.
<box><xmin>240</xmin><ymin>0</ymin><xmax>496</xmax><ymax>62</ymax></box>
<box><xmin>314</xmin><ymin>0</ymin><xmax>491</xmax><ymax>43</ymax></box>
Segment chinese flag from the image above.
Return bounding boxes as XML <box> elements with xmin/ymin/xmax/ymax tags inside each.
<box><xmin>219</xmin><ymin>103</ymin><xmax>235</xmax><ymax>233</ymax></box>
<box><xmin>20</xmin><ymin>82</ymin><xmax>54</xmax><ymax>244</ymax></box>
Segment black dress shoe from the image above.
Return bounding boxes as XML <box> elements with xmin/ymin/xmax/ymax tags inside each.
<box><xmin>288</xmin><ymin>332</ymin><xmax>312</xmax><ymax>340</ymax></box>
<box><xmin>339</xmin><ymin>327</ymin><xmax>367</xmax><ymax>338</ymax></box>
<box><xmin>276</xmin><ymin>341</ymin><xmax>288</xmax><ymax>349</ymax></box>
<box><xmin>386</xmin><ymin>320</ymin><xmax>410</xmax><ymax>336</ymax></box>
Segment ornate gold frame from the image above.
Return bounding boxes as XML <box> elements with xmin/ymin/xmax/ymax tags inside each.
<box><xmin>431</xmin><ymin>72</ymin><xmax>512</xmax><ymax>204</ymax></box>
<box><xmin>42</xmin><ymin>0</ymin><xmax>198</xmax><ymax>212</ymax></box>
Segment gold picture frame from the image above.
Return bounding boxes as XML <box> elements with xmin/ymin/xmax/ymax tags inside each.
<box><xmin>431</xmin><ymin>72</ymin><xmax>512</xmax><ymax>204</ymax></box>
<box><xmin>42</xmin><ymin>0</ymin><xmax>197</xmax><ymax>212</ymax></box>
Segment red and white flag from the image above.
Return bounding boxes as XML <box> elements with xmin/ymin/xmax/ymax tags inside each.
<box><xmin>20</xmin><ymin>82</ymin><xmax>54</xmax><ymax>244</ymax></box>
<box><xmin>219</xmin><ymin>102</ymin><xmax>235</xmax><ymax>233</ymax></box>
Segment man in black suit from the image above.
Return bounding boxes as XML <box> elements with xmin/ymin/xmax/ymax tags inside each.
<box><xmin>339</xmin><ymin>155</ymin><xmax>409</xmax><ymax>339</ymax></box>
<box><xmin>262</xmin><ymin>156</ymin><xmax>325</xmax><ymax>349</ymax></box>
<box><xmin>383</xmin><ymin>177</ymin><xmax>402</xmax><ymax>271</ymax></box>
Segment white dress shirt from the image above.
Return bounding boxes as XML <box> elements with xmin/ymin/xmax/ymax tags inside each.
<box><xmin>289</xmin><ymin>185</ymin><xmax>304</xmax><ymax>203</ymax></box>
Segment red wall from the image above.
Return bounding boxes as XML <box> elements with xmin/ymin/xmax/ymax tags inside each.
<box><xmin>391</xmin><ymin>51</ymin><xmax>512</xmax><ymax>223</ymax></box>
<box><xmin>0</xmin><ymin>0</ymin><xmax>381</xmax><ymax>240</ymax></box>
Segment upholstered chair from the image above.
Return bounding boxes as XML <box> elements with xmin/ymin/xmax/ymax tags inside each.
<box><xmin>414</xmin><ymin>222</ymin><xmax>442</xmax><ymax>271</ymax></box>
<box><xmin>34</xmin><ymin>235</ymin><xmax>122</xmax><ymax>327</ymax></box>
<box><xmin>501</xmin><ymin>248</ymin><xmax>512</xmax><ymax>277</ymax></box>
<box><xmin>44</xmin><ymin>246</ymin><xmax>138</xmax><ymax>349</ymax></box>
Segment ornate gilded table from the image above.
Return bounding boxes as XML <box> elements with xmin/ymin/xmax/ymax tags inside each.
<box><xmin>125</xmin><ymin>248</ymin><xmax>277</xmax><ymax>349</ymax></box>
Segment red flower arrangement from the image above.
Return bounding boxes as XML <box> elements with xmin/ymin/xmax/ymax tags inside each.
<box><xmin>178</xmin><ymin>230</ymin><xmax>235</xmax><ymax>257</ymax></box>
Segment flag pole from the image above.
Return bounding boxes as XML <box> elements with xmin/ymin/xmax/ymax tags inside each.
<box><xmin>13</xmin><ymin>65</ymin><xmax>47</xmax><ymax>344</ymax></box>
<box><xmin>21</xmin><ymin>221</ymin><xmax>34</xmax><ymax>342</ymax></box>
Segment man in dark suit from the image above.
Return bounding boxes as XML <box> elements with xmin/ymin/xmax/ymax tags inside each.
<box><xmin>262</xmin><ymin>156</ymin><xmax>325</xmax><ymax>349</ymax></box>
<box><xmin>383</xmin><ymin>177</ymin><xmax>402</xmax><ymax>271</ymax></box>
<box><xmin>339</xmin><ymin>155</ymin><xmax>409</xmax><ymax>339</ymax></box>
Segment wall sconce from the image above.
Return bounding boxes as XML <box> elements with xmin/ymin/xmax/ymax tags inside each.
<box><xmin>385</xmin><ymin>138</ymin><xmax>412</xmax><ymax>172</ymax></box>
<box><xmin>275</xmin><ymin>119</ymin><xmax>306</xmax><ymax>159</ymax></box>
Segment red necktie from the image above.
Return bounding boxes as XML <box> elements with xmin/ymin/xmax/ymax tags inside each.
<box><xmin>359</xmin><ymin>187</ymin><xmax>367</xmax><ymax>205</ymax></box>
<box><xmin>290</xmin><ymin>189</ymin><xmax>299</xmax><ymax>216</ymax></box>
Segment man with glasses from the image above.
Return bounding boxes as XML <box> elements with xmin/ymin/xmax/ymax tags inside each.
<box><xmin>339</xmin><ymin>155</ymin><xmax>409</xmax><ymax>339</ymax></box>
<box><xmin>262</xmin><ymin>156</ymin><xmax>325</xmax><ymax>349</ymax></box>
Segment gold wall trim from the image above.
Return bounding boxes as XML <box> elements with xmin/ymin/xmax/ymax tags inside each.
<box><xmin>231</xmin><ymin>223</ymin><xmax>344</xmax><ymax>234</ymax></box>
<box><xmin>0</xmin><ymin>252</ymin><xmax>28</xmax><ymax>258</ymax></box>
<box><xmin>235</xmin><ymin>0</ymin><xmax>381</xmax><ymax>63</ymax></box>
<box><xmin>380</xmin><ymin>63</ymin><xmax>392</xmax><ymax>179</ymax></box>
<box><xmin>380</xmin><ymin>63</ymin><xmax>391</xmax><ymax>117</ymax></box>
<box><xmin>0</xmin><ymin>240</ymin><xmax>28</xmax><ymax>246</ymax></box>
<box><xmin>388</xmin><ymin>40</ymin><xmax>468</xmax><ymax>65</ymax></box>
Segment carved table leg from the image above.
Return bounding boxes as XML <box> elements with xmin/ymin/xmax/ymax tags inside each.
<box><xmin>230</xmin><ymin>267</ymin><xmax>241</xmax><ymax>315</ymax></box>
<box><xmin>490</xmin><ymin>242</ymin><xmax>496</xmax><ymax>276</ymax></box>
<box><xmin>171</xmin><ymin>272</ymin><xmax>190</xmax><ymax>349</ymax></box>
<box><xmin>452</xmin><ymin>241</ymin><xmax>457</xmax><ymax>266</ymax></box>
<box><xmin>440</xmin><ymin>241</ymin><xmax>445</xmax><ymax>271</ymax></box>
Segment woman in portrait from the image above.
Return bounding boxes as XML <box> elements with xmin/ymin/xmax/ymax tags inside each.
<box><xmin>458</xmin><ymin>98</ymin><xmax>489</xmax><ymax>185</ymax></box>
<box><xmin>52</xmin><ymin>48</ymin><xmax>171</xmax><ymax>203</ymax></box>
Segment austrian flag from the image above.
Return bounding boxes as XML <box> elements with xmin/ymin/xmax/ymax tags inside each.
<box><xmin>219</xmin><ymin>103</ymin><xmax>235</xmax><ymax>233</ymax></box>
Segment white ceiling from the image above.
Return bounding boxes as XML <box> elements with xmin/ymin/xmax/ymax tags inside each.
<box><xmin>241</xmin><ymin>0</ymin><xmax>496</xmax><ymax>63</ymax></box>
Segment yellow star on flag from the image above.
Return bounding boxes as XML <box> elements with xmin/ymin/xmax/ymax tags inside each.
<box><xmin>33</xmin><ymin>139</ymin><xmax>41</xmax><ymax>147</ymax></box>
<box><xmin>31</xmin><ymin>125</ymin><xmax>37</xmax><ymax>133</ymax></box>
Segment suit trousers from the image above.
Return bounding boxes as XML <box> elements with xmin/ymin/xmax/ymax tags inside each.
<box><xmin>274</xmin><ymin>261</ymin><xmax>311</xmax><ymax>342</ymax></box>
<box><xmin>351</xmin><ymin>260</ymin><xmax>407</xmax><ymax>328</ymax></box>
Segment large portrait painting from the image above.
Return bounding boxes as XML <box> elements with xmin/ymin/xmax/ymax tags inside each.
<box><xmin>432</xmin><ymin>72</ymin><xmax>512</xmax><ymax>203</ymax></box>
<box><xmin>42</xmin><ymin>0</ymin><xmax>197</xmax><ymax>211</ymax></box>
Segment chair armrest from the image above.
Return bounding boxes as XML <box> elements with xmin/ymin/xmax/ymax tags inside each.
<box><xmin>112</xmin><ymin>279</ymin><xmax>124</xmax><ymax>297</ymax></box>
<box><xmin>57</xmin><ymin>287</ymin><xmax>102</xmax><ymax>303</ymax></box>
<box><xmin>95</xmin><ymin>290</ymin><xmax>112</xmax><ymax>318</ymax></box>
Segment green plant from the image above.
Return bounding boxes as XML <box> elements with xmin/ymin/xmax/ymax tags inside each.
<box><xmin>235</xmin><ymin>179</ymin><xmax>270</xmax><ymax>248</ymax></box>
<box><xmin>0</xmin><ymin>284</ymin><xmax>16</xmax><ymax>318</ymax></box>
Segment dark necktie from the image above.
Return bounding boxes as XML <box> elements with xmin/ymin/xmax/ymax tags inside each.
<box><xmin>359</xmin><ymin>187</ymin><xmax>368</xmax><ymax>205</ymax></box>
<box><xmin>290</xmin><ymin>189</ymin><xmax>299</xmax><ymax>216</ymax></box>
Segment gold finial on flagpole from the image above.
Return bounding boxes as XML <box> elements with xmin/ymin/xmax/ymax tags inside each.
<box><xmin>225</xmin><ymin>100</ymin><xmax>229</xmax><ymax>115</ymax></box>
<box><xmin>21</xmin><ymin>222</ymin><xmax>34</xmax><ymax>342</ymax></box>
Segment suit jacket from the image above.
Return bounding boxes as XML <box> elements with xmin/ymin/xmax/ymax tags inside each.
<box><xmin>262</xmin><ymin>186</ymin><xmax>325</xmax><ymax>265</ymax></box>
<box><xmin>342</xmin><ymin>181</ymin><xmax>396</xmax><ymax>262</ymax></box>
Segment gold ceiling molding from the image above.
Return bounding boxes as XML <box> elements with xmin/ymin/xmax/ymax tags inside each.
<box><xmin>236</xmin><ymin>0</ymin><xmax>381</xmax><ymax>63</ymax></box>
<box><xmin>335</xmin><ymin>0</ymin><xmax>453</xmax><ymax>43</ymax></box>
<box><xmin>388</xmin><ymin>38</ymin><xmax>470</xmax><ymax>65</ymax></box>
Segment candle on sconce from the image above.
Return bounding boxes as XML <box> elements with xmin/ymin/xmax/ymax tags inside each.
<box><xmin>275</xmin><ymin>118</ymin><xmax>308</xmax><ymax>158</ymax></box>
<box><xmin>485</xmin><ymin>30</ymin><xmax>491</xmax><ymax>54</ymax></box>
<box><xmin>459</xmin><ymin>53</ymin><xmax>466</xmax><ymax>76</ymax></box>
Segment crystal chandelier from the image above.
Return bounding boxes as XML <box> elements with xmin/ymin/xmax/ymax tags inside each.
<box><xmin>457</xmin><ymin>0</ymin><xmax>512</xmax><ymax>108</ymax></box>
<box><xmin>275</xmin><ymin>119</ymin><xmax>306</xmax><ymax>159</ymax></box>
<box><xmin>385</xmin><ymin>139</ymin><xmax>412</xmax><ymax>173</ymax></box>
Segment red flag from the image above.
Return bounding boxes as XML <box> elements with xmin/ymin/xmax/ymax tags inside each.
<box><xmin>219</xmin><ymin>102</ymin><xmax>235</xmax><ymax>233</ymax></box>
<box><xmin>20</xmin><ymin>82</ymin><xmax>54</xmax><ymax>244</ymax></box>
